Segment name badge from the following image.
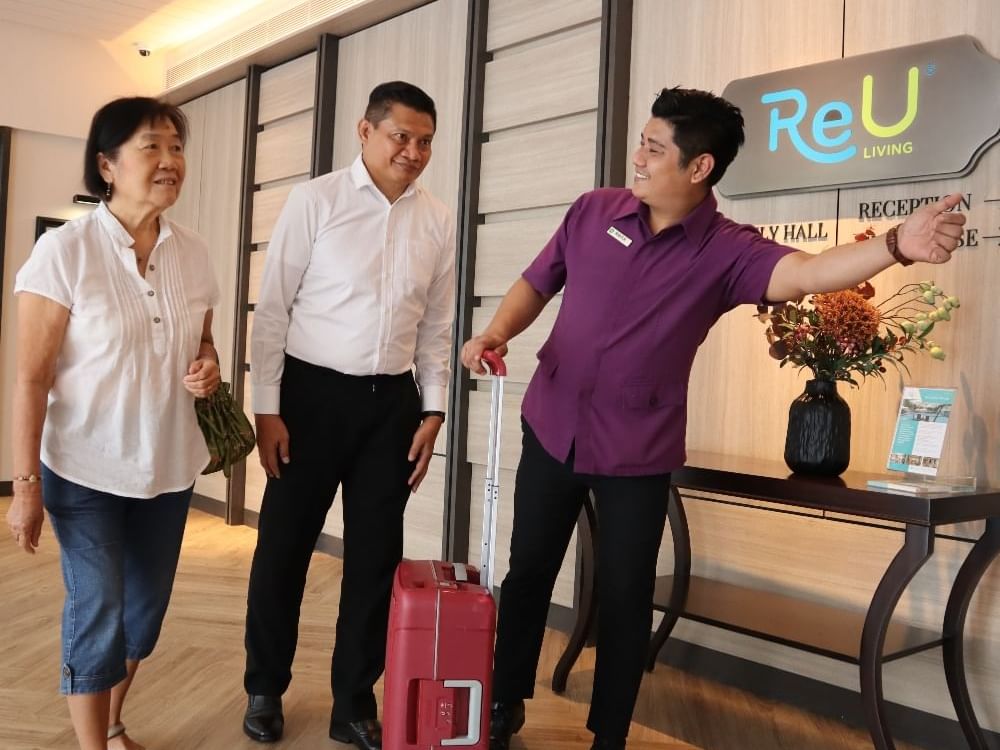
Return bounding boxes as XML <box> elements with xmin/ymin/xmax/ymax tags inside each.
<box><xmin>606</xmin><ymin>226</ymin><xmax>632</xmax><ymax>247</ymax></box>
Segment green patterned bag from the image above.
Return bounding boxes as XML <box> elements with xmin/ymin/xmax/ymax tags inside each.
<box><xmin>195</xmin><ymin>382</ymin><xmax>256</xmax><ymax>478</ymax></box>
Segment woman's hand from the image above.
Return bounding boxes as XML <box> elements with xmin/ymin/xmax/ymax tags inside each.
<box><xmin>184</xmin><ymin>358</ymin><xmax>221</xmax><ymax>398</ymax></box>
<box><xmin>7</xmin><ymin>486</ymin><xmax>44</xmax><ymax>554</ymax></box>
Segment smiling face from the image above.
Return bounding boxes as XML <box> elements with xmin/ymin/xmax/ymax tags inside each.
<box><xmin>358</xmin><ymin>103</ymin><xmax>435</xmax><ymax>201</ymax></box>
<box><xmin>98</xmin><ymin>117</ymin><xmax>185</xmax><ymax>214</ymax></box>
<box><xmin>631</xmin><ymin>117</ymin><xmax>715</xmax><ymax>213</ymax></box>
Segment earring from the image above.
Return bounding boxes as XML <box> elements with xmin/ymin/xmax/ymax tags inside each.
<box><xmin>105</xmin><ymin>181</ymin><xmax>112</xmax><ymax>200</ymax></box>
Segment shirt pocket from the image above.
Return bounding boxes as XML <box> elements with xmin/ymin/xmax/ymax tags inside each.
<box><xmin>621</xmin><ymin>380</ymin><xmax>686</xmax><ymax>410</ymax></box>
<box><xmin>402</xmin><ymin>240</ymin><xmax>437</xmax><ymax>298</ymax></box>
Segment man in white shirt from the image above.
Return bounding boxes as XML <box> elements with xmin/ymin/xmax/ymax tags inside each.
<box><xmin>242</xmin><ymin>81</ymin><xmax>455</xmax><ymax>750</ymax></box>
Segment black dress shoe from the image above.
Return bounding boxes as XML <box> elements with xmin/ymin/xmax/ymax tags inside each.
<box><xmin>489</xmin><ymin>700</ymin><xmax>525</xmax><ymax>750</ymax></box>
<box><xmin>590</xmin><ymin>736</ymin><xmax>626</xmax><ymax>750</ymax></box>
<box><xmin>329</xmin><ymin>718</ymin><xmax>382</xmax><ymax>750</ymax></box>
<box><xmin>243</xmin><ymin>694</ymin><xmax>284</xmax><ymax>743</ymax></box>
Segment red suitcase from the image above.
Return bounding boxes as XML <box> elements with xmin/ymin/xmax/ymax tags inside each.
<box><xmin>383</xmin><ymin>352</ymin><xmax>507</xmax><ymax>749</ymax></box>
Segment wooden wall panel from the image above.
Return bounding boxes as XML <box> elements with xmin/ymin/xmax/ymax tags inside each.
<box><xmin>331</xmin><ymin>0</ymin><xmax>468</xmax><ymax>216</ymax></box>
<box><xmin>251</xmin><ymin>184</ymin><xmax>296</xmax><ymax>245</ymax></box>
<box><xmin>471</xmin><ymin>301</ymin><xmax>559</xmax><ymax>383</ymax></box>
<box><xmin>479</xmin><ymin>113</ymin><xmax>597</xmax><ymax>214</ymax></box>
<box><xmin>474</xmin><ymin>207</ymin><xmax>568</xmax><ymax>296</ymax></box>
<box><xmin>247</xmin><ymin>250</ymin><xmax>266</xmax><ymax>306</ymax></box>
<box><xmin>630</xmin><ymin>0</ymin><xmax>1000</xmax><ymax>728</ymax></box>
<box><xmin>254</xmin><ymin>112</ymin><xmax>313</xmax><ymax>185</ymax></box>
<box><xmin>483</xmin><ymin>22</ymin><xmax>601</xmax><ymax>133</ymax></box>
<box><xmin>258</xmin><ymin>52</ymin><xmax>317</xmax><ymax>126</ymax></box>
<box><xmin>486</xmin><ymin>0</ymin><xmax>601</xmax><ymax>52</ymax></box>
<box><xmin>467</xmin><ymin>390</ymin><xmax>524</xmax><ymax>472</ymax></box>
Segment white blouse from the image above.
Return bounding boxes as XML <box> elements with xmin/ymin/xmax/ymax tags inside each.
<box><xmin>251</xmin><ymin>155</ymin><xmax>456</xmax><ymax>415</ymax></box>
<box><xmin>14</xmin><ymin>202</ymin><xmax>220</xmax><ymax>498</ymax></box>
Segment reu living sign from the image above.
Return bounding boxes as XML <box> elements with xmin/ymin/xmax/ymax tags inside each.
<box><xmin>719</xmin><ymin>36</ymin><xmax>1000</xmax><ymax>198</ymax></box>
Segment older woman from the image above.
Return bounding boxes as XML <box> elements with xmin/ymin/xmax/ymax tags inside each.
<box><xmin>6</xmin><ymin>97</ymin><xmax>220</xmax><ymax>750</ymax></box>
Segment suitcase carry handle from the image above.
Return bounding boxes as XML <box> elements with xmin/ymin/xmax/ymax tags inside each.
<box><xmin>441</xmin><ymin>680</ymin><xmax>483</xmax><ymax>746</ymax></box>
<box><xmin>479</xmin><ymin>350</ymin><xmax>506</xmax><ymax>592</ymax></box>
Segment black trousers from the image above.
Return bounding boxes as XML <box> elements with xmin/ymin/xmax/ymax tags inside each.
<box><xmin>244</xmin><ymin>355</ymin><xmax>421</xmax><ymax>722</ymax></box>
<box><xmin>493</xmin><ymin>421</ymin><xmax>670</xmax><ymax>741</ymax></box>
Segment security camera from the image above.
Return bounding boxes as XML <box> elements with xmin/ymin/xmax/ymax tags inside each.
<box><xmin>138</xmin><ymin>47</ymin><xmax>151</xmax><ymax>57</ymax></box>
<box><xmin>133</xmin><ymin>43</ymin><xmax>151</xmax><ymax>57</ymax></box>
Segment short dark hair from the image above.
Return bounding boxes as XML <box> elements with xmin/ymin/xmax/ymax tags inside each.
<box><xmin>83</xmin><ymin>97</ymin><xmax>188</xmax><ymax>198</ymax></box>
<box><xmin>651</xmin><ymin>87</ymin><xmax>745</xmax><ymax>186</ymax></box>
<box><xmin>364</xmin><ymin>81</ymin><xmax>436</xmax><ymax>129</ymax></box>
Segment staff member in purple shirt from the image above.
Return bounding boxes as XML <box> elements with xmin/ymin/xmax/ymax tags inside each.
<box><xmin>461</xmin><ymin>87</ymin><xmax>966</xmax><ymax>750</ymax></box>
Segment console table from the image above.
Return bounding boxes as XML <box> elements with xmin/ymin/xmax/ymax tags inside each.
<box><xmin>550</xmin><ymin>451</ymin><xmax>1000</xmax><ymax>750</ymax></box>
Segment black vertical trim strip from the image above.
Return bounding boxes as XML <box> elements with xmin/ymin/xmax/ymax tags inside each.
<box><xmin>595</xmin><ymin>0</ymin><xmax>633</xmax><ymax>188</ymax></box>
<box><xmin>228</xmin><ymin>65</ymin><xmax>262</xmax><ymax>526</ymax></box>
<box><xmin>444</xmin><ymin>0</ymin><xmax>489</xmax><ymax>563</ymax></box>
<box><xmin>0</xmin><ymin>126</ymin><xmax>11</xmax><ymax>374</ymax></box>
<box><xmin>311</xmin><ymin>34</ymin><xmax>340</xmax><ymax>178</ymax></box>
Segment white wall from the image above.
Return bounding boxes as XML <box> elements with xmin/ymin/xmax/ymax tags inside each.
<box><xmin>1</xmin><ymin>130</ymin><xmax>93</xmax><ymax>480</ymax></box>
<box><xmin>0</xmin><ymin>21</ymin><xmax>162</xmax><ymax>139</ymax></box>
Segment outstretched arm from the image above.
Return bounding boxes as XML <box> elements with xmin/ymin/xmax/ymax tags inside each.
<box><xmin>765</xmin><ymin>192</ymin><xmax>967</xmax><ymax>302</ymax></box>
<box><xmin>460</xmin><ymin>277</ymin><xmax>553</xmax><ymax>374</ymax></box>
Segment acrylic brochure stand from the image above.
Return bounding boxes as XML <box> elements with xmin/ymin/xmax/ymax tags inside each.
<box><xmin>868</xmin><ymin>385</ymin><xmax>976</xmax><ymax>494</ymax></box>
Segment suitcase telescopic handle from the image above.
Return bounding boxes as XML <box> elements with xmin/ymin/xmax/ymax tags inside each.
<box><xmin>441</xmin><ymin>680</ymin><xmax>483</xmax><ymax>746</ymax></box>
<box><xmin>480</xmin><ymin>349</ymin><xmax>506</xmax><ymax>593</ymax></box>
<box><xmin>480</xmin><ymin>349</ymin><xmax>506</xmax><ymax>376</ymax></box>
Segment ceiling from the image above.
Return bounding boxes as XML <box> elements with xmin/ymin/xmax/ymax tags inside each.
<box><xmin>0</xmin><ymin>0</ymin><xmax>274</xmax><ymax>52</ymax></box>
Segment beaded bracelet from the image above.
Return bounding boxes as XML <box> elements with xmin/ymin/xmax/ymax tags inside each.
<box><xmin>13</xmin><ymin>474</ymin><xmax>42</xmax><ymax>483</ymax></box>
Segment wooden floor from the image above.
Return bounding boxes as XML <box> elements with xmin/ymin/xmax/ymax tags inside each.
<box><xmin>0</xmin><ymin>499</ymin><xmax>923</xmax><ymax>750</ymax></box>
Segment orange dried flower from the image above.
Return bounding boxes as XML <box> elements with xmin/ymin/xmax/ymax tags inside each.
<box><xmin>812</xmin><ymin>290</ymin><xmax>882</xmax><ymax>356</ymax></box>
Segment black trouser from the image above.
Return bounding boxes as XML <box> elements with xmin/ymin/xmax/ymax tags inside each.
<box><xmin>492</xmin><ymin>421</ymin><xmax>670</xmax><ymax>741</ymax></box>
<box><xmin>244</xmin><ymin>355</ymin><xmax>420</xmax><ymax>722</ymax></box>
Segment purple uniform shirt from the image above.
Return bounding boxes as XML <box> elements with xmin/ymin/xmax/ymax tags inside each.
<box><xmin>520</xmin><ymin>188</ymin><xmax>796</xmax><ymax>476</ymax></box>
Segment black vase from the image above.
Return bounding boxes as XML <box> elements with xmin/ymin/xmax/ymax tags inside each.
<box><xmin>784</xmin><ymin>379</ymin><xmax>851</xmax><ymax>476</ymax></box>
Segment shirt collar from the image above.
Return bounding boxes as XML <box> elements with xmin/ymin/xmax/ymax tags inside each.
<box><xmin>615</xmin><ymin>190</ymin><xmax>717</xmax><ymax>245</ymax></box>
<box><xmin>95</xmin><ymin>201</ymin><xmax>174</xmax><ymax>249</ymax></box>
<box><xmin>349</xmin><ymin>154</ymin><xmax>418</xmax><ymax>202</ymax></box>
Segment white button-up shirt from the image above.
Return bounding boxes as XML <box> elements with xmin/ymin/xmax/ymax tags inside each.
<box><xmin>251</xmin><ymin>155</ymin><xmax>456</xmax><ymax>414</ymax></box>
<box><xmin>14</xmin><ymin>203</ymin><xmax>219</xmax><ymax>498</ymax></box>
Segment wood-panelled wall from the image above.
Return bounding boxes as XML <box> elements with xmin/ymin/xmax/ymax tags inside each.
<box><xmin>170</xmin><ymin>79</ymin><xmax>247</xmax><ymax>504</ymax></box>
<box><xmin>319</xmin><ymin>0</ymin><xmax>469</xmax><ymax>561</ymax></box>
<box><xmin>242</xmin><ymin>51</ymin><xmax>319</xmax><ymax>515</ymax></box>
<box><xmin>629</xmin><ymin>0</ymin><xmax>1000</xmax><ymax>728</ymax></box>
<box><xmin>461</xmin><ymin>0</ymin><xmax>603</xmax><ymax>607</ymax></box>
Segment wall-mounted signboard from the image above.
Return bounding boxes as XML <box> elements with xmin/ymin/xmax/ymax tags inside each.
<box><xmin>720</xmin><ymin>36</ymin><xmax>1000</xmax><ymax>198</ymax></box>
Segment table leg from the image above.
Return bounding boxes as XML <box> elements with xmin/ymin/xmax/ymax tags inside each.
<box><xmin>860</xmin><ymin>524</ymin><xmax>934</xmax><ymax>750</ymax></box>
<box><xmin>646</xmin><ymin>487</ymin><xmax>691</xmax><ymax>671</ymax></box>
<box><xmin>943</xmin><ymin>517</ymin><xmax>1000</xmax><ymax>750</ymax></box>
<box><xmin>552</xmin><ymin>494</ymin><xmax>599</xmax><ymax>693</ymax></box>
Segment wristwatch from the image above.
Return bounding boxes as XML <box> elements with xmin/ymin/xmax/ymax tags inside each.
<box><xmin>421</xmin><ymin>410</ymin><xmax>446</xmax><ymax>422</ymax></box>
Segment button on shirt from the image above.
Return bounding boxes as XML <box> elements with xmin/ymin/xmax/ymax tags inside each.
<box><xmin>14</xmin><ymin>202</ymin><xmax>219</xmax><ymax>497</ymax></box>
<box><xmin>521</xmin><ymin>189</ymin><xmax>796</xmax><ymax>476</ymax></box>
<box><xmin>252</xmin><ymin>155</ymin><xmax>456</xmax><ymax>414</ymax></box>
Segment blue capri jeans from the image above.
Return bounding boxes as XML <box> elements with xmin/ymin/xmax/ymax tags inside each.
<box><xmin>41</xmin><ymin>466</ymin><xmax>193</xmax><ymax>694</ymax></box>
